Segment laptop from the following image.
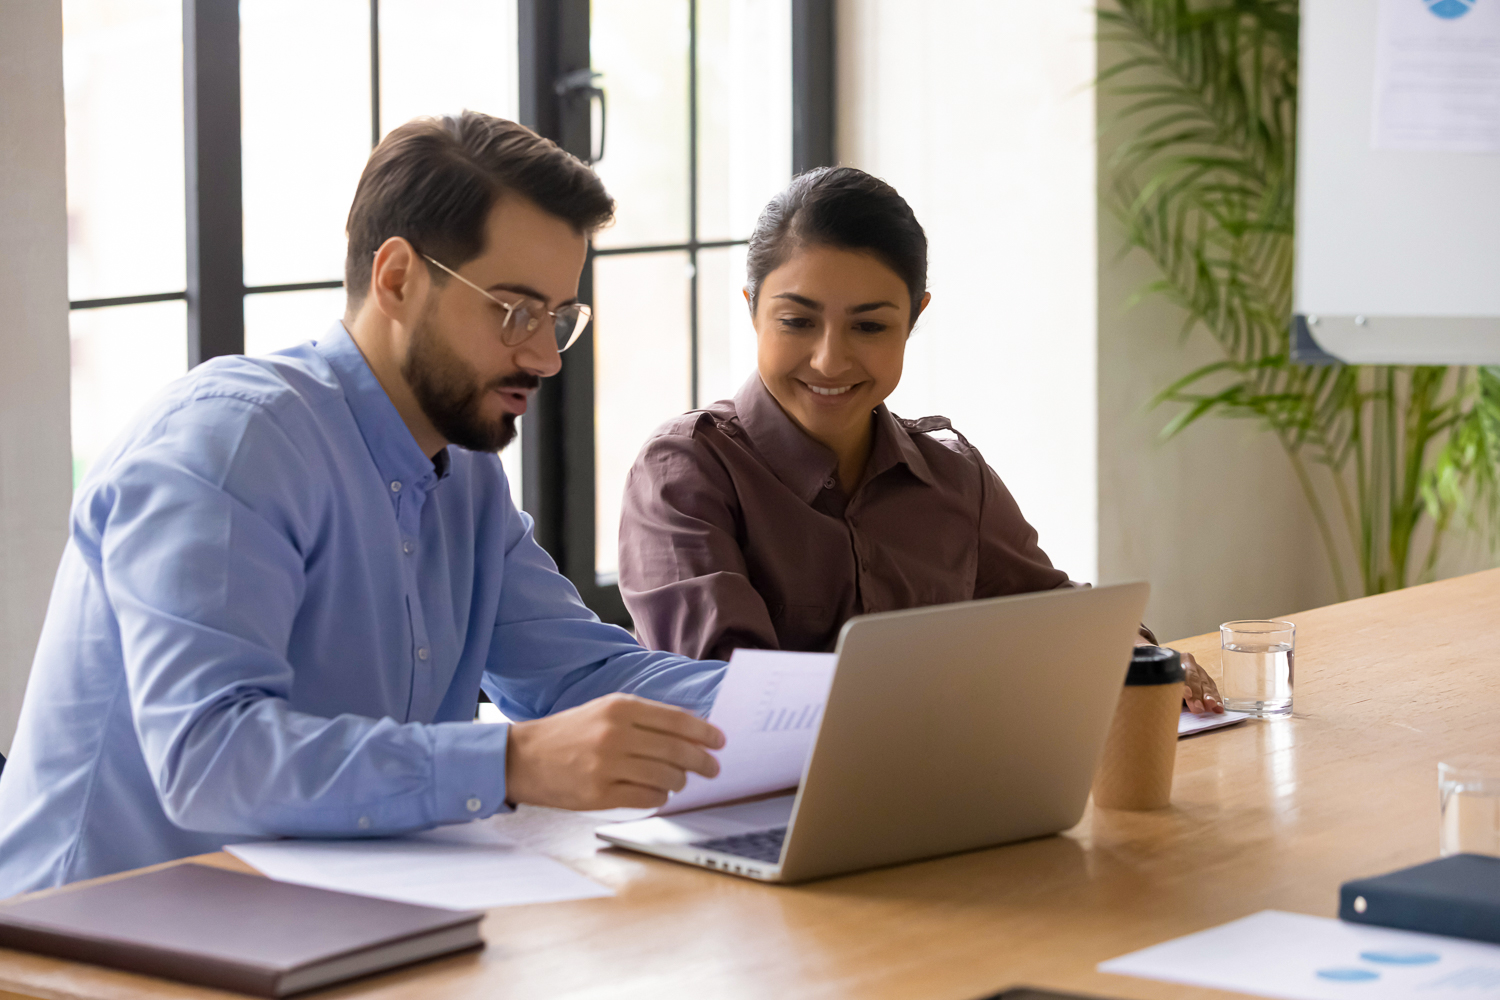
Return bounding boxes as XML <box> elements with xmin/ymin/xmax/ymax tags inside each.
<box><xmin>596</xmin><ymin>581</ymin><xmax>1150</xmax><ymax>883</ymax></box>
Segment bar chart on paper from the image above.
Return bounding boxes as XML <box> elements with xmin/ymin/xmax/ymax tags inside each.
<box><xmin>755</xmin><ymin>676</ymin><xmax>826</xmax><ymax>733</ymax></box>
<box><xmin>661</xmin><ymin>650</ymin><xmax>837</xmax><ymax>815</ymax></box>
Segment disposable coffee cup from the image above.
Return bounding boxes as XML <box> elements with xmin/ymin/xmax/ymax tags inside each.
<box><xmin>1091</xmin><ymin>645</ymin><xmax>1185</xmax><ymax>811</ymax></box>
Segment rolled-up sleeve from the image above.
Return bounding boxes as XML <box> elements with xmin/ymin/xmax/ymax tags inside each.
<box><xmin>618</xmin><ymin>430</ymin><xmax>779</xmax><ymax>661</ymax></box>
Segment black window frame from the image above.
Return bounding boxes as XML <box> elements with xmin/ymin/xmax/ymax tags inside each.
<box><xmin>522</xmin><ymin>0</ymin><xmax>836</xmax><ymax>626</ymax></box>
<box><xmin>67</xmin><ymin>0</ymin><xmax>835</xmax><ymax>629</ymax></box>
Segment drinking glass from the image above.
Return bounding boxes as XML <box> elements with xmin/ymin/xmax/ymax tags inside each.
<box><xmin>1218</xmin><ymin>620</ymin><xmax>1295</xmax><ymax>717</ymax></box>
<box><xmin>1439</xmin><ymin>757</ymin><xmax>1500</xmax><ymax>857</ymax></box>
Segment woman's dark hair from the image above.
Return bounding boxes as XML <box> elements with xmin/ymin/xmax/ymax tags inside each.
<box><xmin>344</xmin><ymin>111</ymin><xmax>614</xmax><ymax>305</ymax></box>
<box><xmin>745</xmin><ymin>166</ymin><xmax>928</xmax><ymax>326</ymax></box>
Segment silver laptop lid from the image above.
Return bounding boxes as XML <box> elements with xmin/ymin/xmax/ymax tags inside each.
<box><xmin>775</xmin><ymin>582</ymin><xmax>1149</xmax><ymax>882</ymax></box>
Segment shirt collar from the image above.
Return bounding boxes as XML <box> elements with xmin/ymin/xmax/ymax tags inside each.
<box><xmin>314</xmin><ymin>321</ymin><xmax>450</xmax><ymax>498</ymax></box>
<box><xmin>732</xmin><ymin>373</ymin><xmax>936</xmax><ymax>502</ymax></box>
<box><xmin>869</xmin><ymin>404</ymin><xmax>938</xmax><ymax>489</ymax></box>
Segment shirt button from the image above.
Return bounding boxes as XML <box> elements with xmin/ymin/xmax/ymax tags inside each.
<box><xmin>465</xmin><ymin>797</ymin><xmax>482</xmax><ymax>813</ymax></box>
<box><xmin>402</xmin><ymin>540</ymin><xmax>414</xmax><ymax>554</ymax></box>
<box><xmin>823</xmin><ymin>477</ymin><xmax>836</xmax><ymax>489</ymax></box>
<box><xmin>417</xmin><ymin>646</ymin><xmax>429</xmax><ymax>661</ymax></box>
<box><xmin>390</xmin><ymin>480</ymin><xmax>402</xmax><ymax>493</ymax></box>
<box><xmin>357</xmin><ymin>816</ymin><xmax>371</xmax><ymax>830</ymax></box>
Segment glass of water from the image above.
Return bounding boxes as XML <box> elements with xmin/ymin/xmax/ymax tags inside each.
<box><xmin>1439</xmin><ymin>757</ymin><xmax>1500</xmax><ymax>857</ymax></box>
<box><xmin>1218</xmin><ymin>620</ymin><xmax>1295</xmax><ymax>717</ymax></box>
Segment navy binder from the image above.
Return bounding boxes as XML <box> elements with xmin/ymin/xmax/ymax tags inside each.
<box><xmin>1339</xmin><ymin>854</ymin><xmax>1500</xmax><ymax>945</ymax></box>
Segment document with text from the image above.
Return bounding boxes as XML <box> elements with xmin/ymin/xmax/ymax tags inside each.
<box><xmin>660</xmin><ymin>648</ymin><xmax>837</xmax><ymax>815</ymax></box>
<box><xmin>1102</xmin><ymin>910</ymin><xmax>1500</xmax><ymax>999</ymax></box>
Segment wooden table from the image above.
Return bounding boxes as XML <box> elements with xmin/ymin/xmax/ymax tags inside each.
<box><xmin>3</xmin><ymin>569</ymin><xmax>1498</xmax><ymax>1000</ymax></box>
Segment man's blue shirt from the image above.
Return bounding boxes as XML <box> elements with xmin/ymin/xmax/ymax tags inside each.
<box><xmin>0</xmin><ymin>323</ymin><xmax>723</xmax><ymax>896</ymax></box>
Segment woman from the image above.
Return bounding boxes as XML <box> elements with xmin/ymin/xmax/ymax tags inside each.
<box><xmin>618</xmin><ymin>167</ymin><xmax>1220</xmax><ymax>712</ymax></box>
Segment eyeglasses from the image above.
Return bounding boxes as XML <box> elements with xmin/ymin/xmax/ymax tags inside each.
<box><xmin>421</xmin><ymin>254</ymin><xmax>592</xmax><ymax>353</ymax></box>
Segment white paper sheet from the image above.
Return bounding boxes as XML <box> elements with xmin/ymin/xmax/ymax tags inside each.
<box><xmin>1373</xmin><ymin>0</ymin><xmax>1500</xmax><ymax>152</ymax></box>
<box><xmin>226</xmin><ymin>821</ymin><xmax>611</xmax><ymax>911</ymax></box>
<box><xmin>1101</xmin><ymin>910</ymin><xmax>1500</xmax><ymax>999</ymax></box>
<box><xmin>1179</xmin><ymin>709</ymin><xmax>1251</xmax><ymax>737</ymax></box>
<box><xmin>660</xmin><ymin>649</ymin><xmax>836</xmax><ymax>816</ymax></box>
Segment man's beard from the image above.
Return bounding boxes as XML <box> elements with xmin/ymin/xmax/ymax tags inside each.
<box><xmin>401</xmin><ymin>306</ymin><xmax>539</xmax><ymax>454</ymax></box>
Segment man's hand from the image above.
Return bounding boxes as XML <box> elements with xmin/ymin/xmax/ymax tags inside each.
<box><xmin>1180</xmin><ymin>651</ymin><xmax>1223</xmax><ymax>714</ymax></box>
<box><xmin>504</xmin><ymin>693</ymin><xmax>726</xmax><ymax>811</ymax></box>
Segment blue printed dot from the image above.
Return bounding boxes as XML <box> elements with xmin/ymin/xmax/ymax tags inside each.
<box><xmin>1316</xmin><ymin>968</ymin><xmax>1381</xmax><ymax>982</ymax></box>
<box><xmin>1425</xmin><ymin>0</ymin><xmax>1478</xmax><ymax>19</ymax></box>
<box><xmin>1359</xmin><ymin>950</ymin><xmax>1441</xmax><ymax>965</ymax></box>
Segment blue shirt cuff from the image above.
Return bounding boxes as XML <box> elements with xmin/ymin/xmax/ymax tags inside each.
<box><xmin>429</xmin><ymin>721</ymin><xmax>513</xmax><ymax>823</ymax></box>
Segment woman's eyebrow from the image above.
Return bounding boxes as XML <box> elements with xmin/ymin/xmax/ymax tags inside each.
<box><xmin>772</xmin><ymin>292</ymin><xmax>822</xmax><ymax>310</ymax></box>
<box><xmin>849</xmin><ymin>301</ymin><xmax>898</xmax><ymax>314</ymax></box>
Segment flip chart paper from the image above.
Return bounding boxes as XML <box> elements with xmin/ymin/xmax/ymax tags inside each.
<box><xmin>227</xmin><ymin>821</ymin><xmax>611</xmax><ymax>911</ymax></box>
<box><xmin>1373</xmin><ymin>0</ymin><xmax>1500</xmax><ymax>152</ymax></box>
<box><xmin>659</xmin><ymin>649</ymin><xmax>836</xmax><ymax>816</ymax></box>
<box><xmin>1101</xmin><ymin>909</ymin><xmax>1500</xmax><ymax>999</ymax></box>
<box><xmin>1179</xmin><ymin>709</ymin><xmax>1251</xmax><ymax>737</ymax></box>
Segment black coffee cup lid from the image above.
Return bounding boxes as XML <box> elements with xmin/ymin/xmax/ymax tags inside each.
<box><xmin>1126</xmin><ymin>645</ymin><xmax>1185</xmax><ymax>686</ymax></box>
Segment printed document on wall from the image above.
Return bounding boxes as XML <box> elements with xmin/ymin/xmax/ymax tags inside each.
<box><xmin>1373</xmin><ymin>0</ymin><xmax>1500</xmax><ymax>152</ymax></box>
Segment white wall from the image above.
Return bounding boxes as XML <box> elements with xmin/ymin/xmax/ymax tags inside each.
<box><xmin>836</xmin><ymin>0</ymin><xmax>1099</xmax><ymax>583</ymax></box>
<box><xmin>0</xmin><ymin>1</ymin><xmax>73</xmax><ymax>752</ymax></box>
<box><xmin>835</xmin><ymin>1</ymin><xmax>1347</xmax><ymax>643</ymax></box>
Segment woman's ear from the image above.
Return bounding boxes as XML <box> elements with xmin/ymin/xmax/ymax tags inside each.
<box><xmin>908</xmin><ymin>291</ymin><xmax>932</xmax><ymax>337</ymax></box>
<box><xmin>742</xmin><ymin>286</ymin><xmax>755</xmax><ymax>316</ymax></box>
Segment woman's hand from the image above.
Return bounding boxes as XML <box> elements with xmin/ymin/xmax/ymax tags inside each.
<box><xmin>1179</xmin><ymin>650</ymin><xmax>1223</xmax><ymax>714</ymax></box>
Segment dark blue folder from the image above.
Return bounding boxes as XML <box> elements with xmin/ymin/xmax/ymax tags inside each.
<box><xmin>1339</xmin><ymin>854</ymin><xmax>1500</xmax><ymax>945</ymax></box>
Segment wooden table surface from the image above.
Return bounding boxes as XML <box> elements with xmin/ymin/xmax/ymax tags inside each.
<box><xmin>2</xmin><ymin>569</ymin><xmax>1498</xmax><ymax>1000</ymax></box>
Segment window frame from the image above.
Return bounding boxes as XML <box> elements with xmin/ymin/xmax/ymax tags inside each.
<box><xmin>67</xmin><ymin>0</ymin><xmax>835</xmax><ymax>629</ymax></box>
<box><xmin>522</xmin><ymin>0</ymin><xmax>835</xmax><ymax>626</ymax></box>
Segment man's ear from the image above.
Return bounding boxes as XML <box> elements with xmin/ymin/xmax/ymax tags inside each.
<box><xmin>370</xmin><ymin>237</ymin><xmax>427</xmax><ymax>324</ymax></box>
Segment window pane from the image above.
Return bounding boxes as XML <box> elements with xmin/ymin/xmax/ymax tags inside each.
<box><xmin>71</xmin><ymin>301</ymin><xmax>188</xmax><ymax>486</ymax></box>
<box><xmin>593</xmin><ymin>252</ymin><xmax>692</xmax><ymax>581</ymax></box>
<box><xmin>697</xmin><ymin>0</ymin><xmax>792</xmax><ymax>243</ymax></box>
<box><xmin>590</xmin><ymin>0</ymin><xmax>690</xmax><ymax>249</ymax></box>
<box><xmin>379</xmin><ymin>0</ymin><xmax>520</xmax><ymax>132</ymax></box>
<box><xmin>696</xmin><ymin>244</ymin><xmax>758</xmax><ymax>407</ymax></box>
<box><xmin>241</xmin><ymin>0</ymin><xmax>371</xmax><ymax>288</ymax></box>
<box><xmin>244</xmin><ymin>287</ymin><xmax>348</xmax><ymax>357</ymax></box>
<box><xmin>500</xmin><ymin>420</ymin><xmax>523</xmax><ymax>514</ymax></box>
<box><xmin>62</xmin><ymin>0</ymin><xmax>185</xmax><ymax>301</ymax></box>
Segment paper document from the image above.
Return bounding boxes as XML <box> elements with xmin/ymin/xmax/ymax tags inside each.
<box><xmin>227</xmin><ymin>821</ymin><xmax>611</xmax><ymax>911</ymax></box>
<box><xmin>1179</xmin><ymin>709</ymin><xmax>1251</xmax><ymax>737</ymax></box>
<box><xmin>1373</xmin><ymin>0</ymin><xmax>1500</xmax><ymax>152</ymax></box>
<box><xmin>1101</xmin><ymin>909</ymin><xmax>1500</xmax><ymax>999</ymax></box>
<box><xmin>660</xmin><ymin>648</ymin><xmax>836</xmax><ymax>815</ymax></box>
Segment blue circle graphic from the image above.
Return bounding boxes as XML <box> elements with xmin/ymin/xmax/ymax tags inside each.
<box><xmin>1316</xmin><ymin>968</ymin><xmax>1381</xmax><ymax>982</ymax></box>
<box><xmin>1425</xmin><ymin>0</ymin><xmax>1478</xmax><ymax>19</ymax></box>
<box><xmin>1360</xmin><ymin>950</ymin><xmax>1441</xmax><ymax>965</ymax></box>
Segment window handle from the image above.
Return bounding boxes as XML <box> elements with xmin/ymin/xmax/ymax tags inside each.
<box><xmin>555</xmin><ymin>68</ymin><xmax>607</xmax><ymax>165</ymax></box>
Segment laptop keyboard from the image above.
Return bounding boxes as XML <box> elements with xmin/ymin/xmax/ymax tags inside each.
<box><xmin>690</xmin><ymin>827</ymin><xmax>787</xmax><ymax>864</ymax></box>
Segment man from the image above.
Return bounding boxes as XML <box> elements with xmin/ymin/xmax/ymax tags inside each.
<box><xmin>0</xmin><ymin>112</ymin><xmax>725</xmax><ymax>897</ymax></box>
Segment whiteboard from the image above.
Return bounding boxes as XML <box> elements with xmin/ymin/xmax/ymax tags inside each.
<box><xmin>1295</xmin><ymin>0</ymin><xmax>1500</xmax><ymax>364</ymax></box>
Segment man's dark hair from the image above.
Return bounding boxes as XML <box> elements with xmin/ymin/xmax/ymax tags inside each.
<box><xmin>345</xmin><ymin>111</ymin><xmax>615</xmax><ymax>305</ymax></box>
<box><xmin>745</xmin><ymin>166</ymin><xmax>928</xmax><ymax>327</ymax></box>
